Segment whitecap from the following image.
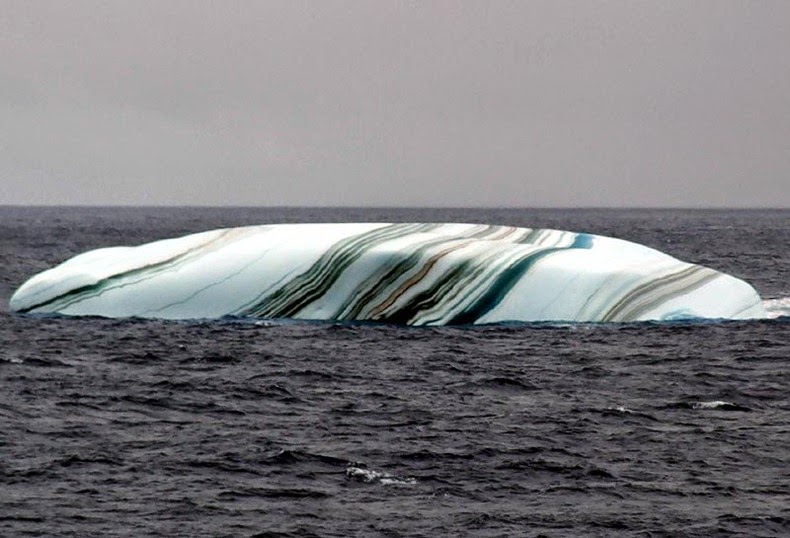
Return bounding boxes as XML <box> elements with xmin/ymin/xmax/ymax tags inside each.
<box><xmin>693</xmin><ymin>401</ymin><xmax>731</xmax><ymax>409</ymax></box>
<box><xmin>346</xmin><ymin>466</ymin><xmax>417</xmax><ymax>486</ymax></box>
<box><xmin>763</xmin><ymin>296</ymin><xmax>790</xmax><ymax>319</ymax></box>
<box><xmin>691</xmin><ymin>401</ymin><xmax>750</xmax><ymax>411</ymax></box>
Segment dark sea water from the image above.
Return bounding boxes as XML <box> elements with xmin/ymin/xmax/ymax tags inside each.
<box><xmin>1</xmin><ymin>207</ymin><xmax>788</xmax><ymax>537</ymax></box>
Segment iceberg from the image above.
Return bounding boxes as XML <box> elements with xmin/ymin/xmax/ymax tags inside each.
<box><xmin>9</xmin><ymin>223</ymin><xmax>766</xmax><ymax>324</ymax></box>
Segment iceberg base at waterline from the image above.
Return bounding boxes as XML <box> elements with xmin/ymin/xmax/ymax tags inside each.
<box><xmin>9</xmin><ymin>223</ymin><xmax>766</xmax><ymax>325</ymax></box>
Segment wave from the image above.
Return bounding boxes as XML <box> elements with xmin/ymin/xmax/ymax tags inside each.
<box><xmin>691</xmin><ymin>401</ymin><xmax>752</xmax><ymax>411</ymax></box>
<box><xmin>345</xmin><ymin>466</ymin><xmax>417</xmax><ymax>486</ymax></box>
<box><xmin>763</xmin><ymin>296</ymin><xmax>790</xmax><ymax>319</ymax></box>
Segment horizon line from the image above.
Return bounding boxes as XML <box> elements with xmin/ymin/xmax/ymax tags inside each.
<box><xmin>1</xmin><ymin>204</ymin><xmax>788</xmax><ymax>211</ymax></box>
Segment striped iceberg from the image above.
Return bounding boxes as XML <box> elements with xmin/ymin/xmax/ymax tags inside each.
<box><xmin>9</xmin><ymin>223</ymin><xmax>766</xmax><ymax>324</ymax></box>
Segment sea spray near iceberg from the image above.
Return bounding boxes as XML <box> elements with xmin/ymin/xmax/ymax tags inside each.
<box><xmin>9</xmin><ymin>223</ymin><xmax>766</xmax><ymax>324</ymax></box>
<box><xmin>763</xmin><ymin>296</ymin><xmax>790</xmax><ymax>319</ymax></box>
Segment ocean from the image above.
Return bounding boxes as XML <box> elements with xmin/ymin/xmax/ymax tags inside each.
<box><xmin>1</xmin><ymin>207</ymin><xmax>788</xmax><ymax>537</ymax></box>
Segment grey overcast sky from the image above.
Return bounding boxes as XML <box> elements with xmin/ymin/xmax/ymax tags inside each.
<box><xmin>1</xmin><ymin>1</ymin><xmax>788</xmax><ymax>207</ymax></box>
